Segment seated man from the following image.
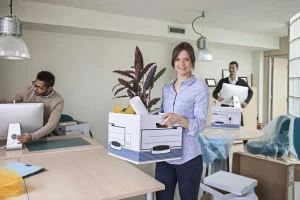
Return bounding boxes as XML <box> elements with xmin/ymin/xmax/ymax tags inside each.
<box><xmin>0</xmin><ymin>71</ymin><xmax>64</xmax><ymax>143</ymax></box>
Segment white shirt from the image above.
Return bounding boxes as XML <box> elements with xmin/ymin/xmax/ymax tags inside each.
<box><xmin>228</xmin><ymin>76</ymin><xmax>238</xmax><ymax>85</ymax></box>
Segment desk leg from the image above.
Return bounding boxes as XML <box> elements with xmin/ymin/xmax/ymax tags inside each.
<box><xmin>145</xmin><ymin>192</ymin><xmax>154</xmax><ymax>200</ymax></box>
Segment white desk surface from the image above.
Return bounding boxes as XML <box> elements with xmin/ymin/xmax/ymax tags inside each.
<box><xmin>202</xmin><ymin>126</ymin><xmax>263</xmax><ymax>141</ymax></box>
<box><xmin>0</xmin><ymin>135</ymin><xmax>164</xmax><ymax>200</ymax></box>
<box><xmin>0</xmin><ymin>134</ymin><xmax>102</xmax><ymax>160</ymax></box>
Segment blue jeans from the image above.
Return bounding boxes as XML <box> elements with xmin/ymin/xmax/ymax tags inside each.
<box><xmin>155</xmin><ymin>155</ymin><xmax>203</xmax><ymax>200</ymax></box>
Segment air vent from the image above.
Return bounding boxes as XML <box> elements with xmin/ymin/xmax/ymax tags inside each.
<box><xmin>168</xmin><ymin>26</ymin><xmax>185</xmax><ymax>34</ymax></box>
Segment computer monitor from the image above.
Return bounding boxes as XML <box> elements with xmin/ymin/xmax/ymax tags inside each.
<box><xmin>220</xmin><ymin>83</ymin><xmax>248</xmax><ymax>106</ymax></box>
<box><xmin>0</xmin><ymin>103</ymin><xmax>44</xmax><ymax>141</ymax></box>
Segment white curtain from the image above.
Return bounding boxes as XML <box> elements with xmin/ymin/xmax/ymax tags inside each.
<box><xmin>289</xmin><ymin>13</ymin><xmax>300</xmax><ymax>117</ymax></box>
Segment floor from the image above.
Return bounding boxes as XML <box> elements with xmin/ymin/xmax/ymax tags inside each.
<box><xmin>124</xmin><ymin>143</ymin><xmax>300</xmax><ymax>200</ymax></box>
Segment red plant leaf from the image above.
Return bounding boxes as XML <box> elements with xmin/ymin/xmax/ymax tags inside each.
<box><xmin>135</xmin><ymin>63</ymin><xmax>141</xmax><ymax>81</ymax></box>
<box><xmin>112</xmin><ymin>83</ymin><xmax>121</xmax><ymax>92</ymax></box>
<box><xmin>113</xmin><ymin>95</ymin><xmax>129</xmax><ymax>99</ymax></box>
<box><xmin>127</xmin><ymin>89</ymin><xmax>135</xmax><ymax>98</ymax></box>
<box><xmin>118</xmin><ymin>78</ymin><xmax>134</xmax><ymax>92</ymax></box>
<box><xmin>112</xmin><ymin>80</ymin><xmax>133</xmax><ymax>92</ymax></box>
<box><xmin>114</xmin><ymin>86</ymin><xmax>126</xmax><ymax>96</ymax></box>
<box><xmin>113</xmin><ymin>70</ymin><xmax>135</xmax><ymax>79</ymax></box>
<box><xmin>134</xmin><ymin>46</ymin><xmax>144</xmax><ymax>70</ymax></box>
<box><xmin>143</xmin><ymin>65</ymin><xmax>157</xmax><ymax>91</ymax></box>
<box><xmin>148</xmin><ymin>98</ymin><xmax>161</xmax><ymax>109</ymax></box>
<box><xmin>125</xmin><ymin>70</ymin><xmax>135</xmax><ymax>75</ymax></box>
<box><xmin>133</xmin><ymin>79</ymin><xmax>139</xmax><ymax>93</ymax></box>
<box><xmin>151</xmin><ymin>68</ymin><xmax>166</xmax><ymax>89</ymax></box>
<box><xmin>139</xmin><ymin>63</ymin><xmax>156</xmax><ymax>82</ymax></box>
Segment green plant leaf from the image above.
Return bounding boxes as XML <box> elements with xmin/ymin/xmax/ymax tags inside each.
<box><xmin>113</xmin><ymin>70</ymin><xmax>135</xmax><ymax>79</ymax></box>
<box><xmin>118</xmin><ymin>78</ymin><xmax>134</xmax><ymax>92</ymax></box>
<box><xmin>143</xmin><ymin>65</ymin><xmax>157</xmax><ymax>91</ymax></box>
<box><xmin>113</xmin><ymin>95</ymin><xmax>129</xmax><ymax>99</ymax></box>
<box><xmin>148</xmin><ymin>98</ymin><xmax>161</xmax><ymax>109</ymax></box>
<box><xmin>114</xmin><ymin>86</ymin><xmax>126</xmax><ymax>96</ymax></box>
<box><xmin>151</xmin><ymin>68</ymin><xmax>166</xmax><ymax>89</ymax></box>
<box><xmin>139</xmin><ymin>63</ymin><xmax>156</xmax><ymax>82</ymax></box>
<box><xmin>134</xmin><ymin>46</ymin><xmax>144</xmax><ymax>70</ymax></box>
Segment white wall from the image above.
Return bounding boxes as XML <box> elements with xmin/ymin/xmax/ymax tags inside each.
<box><xmin>193</xmin><ymin>47</ymin><xmax>253</xmax><ymax>85</ymax></box>
<box><xmin>252</xmin><ymin>51</ymin><xmax>264</xmax><ymax>123</ymax></box>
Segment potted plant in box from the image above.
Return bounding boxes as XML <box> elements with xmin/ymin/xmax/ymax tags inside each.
<box><xmin>112</xmin><ymin>46</ymin><xmax>166</xmax><ymax>112</ymax></box>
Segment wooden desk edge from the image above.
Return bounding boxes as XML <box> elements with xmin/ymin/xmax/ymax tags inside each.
<box><xmin>113</xmin><ymin>185</ymin><xmax>165</xmax><ymax>200</ymax></box>
<box><xmin>0</xmin><ymin>145</ymin><xmax>103</xmax><ymax>161</ymax></box>
<box><xmin>0</xmin><ymin>134</ymin><xmax>103</xmax><ymax>160</ymax></box>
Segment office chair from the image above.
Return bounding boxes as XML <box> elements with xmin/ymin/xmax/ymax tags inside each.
<box><xmin>293</xmin><ymin>117</ymin><xmax>300</xmax><ymax>158</ymax></box>
<box><xmin>59</xmin><ymin>114</ymin><xmax>74</xmax><ymax>122</ymax></box>
<box><xmin>245</xmin><ymin>115</ymin><xmax>290</xmax><ymax>158</ymax></box>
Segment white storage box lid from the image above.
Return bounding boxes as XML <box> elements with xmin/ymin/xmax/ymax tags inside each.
<box><xmin>203</xmin><ymin>171</ymin><xmax>257</xmax><ymax>196</ymax></box>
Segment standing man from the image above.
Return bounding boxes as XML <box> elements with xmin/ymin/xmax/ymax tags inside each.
<box><xmin>0</xmin><ymin>71</ymin><xmax>64</xmax><ymax>143</ymax></box>
<box><xmin>213</xmin><ymin>61</ymin><xmax>253</xmax><ymax>135</ymax></box>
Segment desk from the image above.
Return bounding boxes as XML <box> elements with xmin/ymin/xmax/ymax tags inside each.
<box><xmin>0</xmin><ymin>135</ymin><xmax>102</xmax><ymax>160</ymax></box>
<box><xmin>201</xmin><ymin>126</ymin><xmax>263</xmax><ymax>141</ymax></box>
<box><xmin>0</xmin><ymin>135</ymin><xmax>164</xmax><ymax>200</ymax></box>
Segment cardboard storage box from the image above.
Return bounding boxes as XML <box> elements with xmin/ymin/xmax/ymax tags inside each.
<box><xmin>278</xmin><ymin>154</ymin><xmax>300</xmax><ymax>181</ymax></box>
<box><xmin>232</xmin><ymin>152</ymin><xmax>296</xmax><ymax>200</ymax></box>
<box><xmin>108</xmin><ymin>112</ymin><xmax>183</xmax><ymax>164</ymax></box>
<box><xmin>200</xmin><ymin>170</ymin><xmax>258</xmax><ymax>200</ymax></box>
<box><xmin>55</xmin><ymin>121</ymin><xmax>89</xmax><ymax>136</ymax></box>
<box><xmin>211</xmin><ymin>107</ymin><xmax>241</xmax><ymax>129</ymax></box>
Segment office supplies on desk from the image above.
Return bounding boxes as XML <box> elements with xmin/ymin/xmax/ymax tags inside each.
<box><xmin>5</xmin><ymin>162</ymin><xmax>46</xmax><ymax>178</ymax></box>
<box><xmin>0</xmin><ymin>167</ymin><xmax>24</xmax><ymax>198</ymax></box>
<box><xmin>26</xmin><ymin>137</ymin><xmax>91</xmax><ymax>151</ymax></box>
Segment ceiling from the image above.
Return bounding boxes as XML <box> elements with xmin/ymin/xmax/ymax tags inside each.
<box><xmin>21</xmin><ymin>0</ymin><xmax>300</xmax><ymax>37</ymax></box>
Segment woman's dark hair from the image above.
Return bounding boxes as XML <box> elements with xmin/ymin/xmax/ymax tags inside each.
<box><xmin>229</xmin><ymin>61</ymin><xmax>239</xmax><ymax>69</ymax></box>
<box><xmin>36</xmin><ymin>71</ymin><xmax>55</xmax><ymax>87</ymax></box>
<box><xmin>171</xmin><ymin>42</ymin><xmax>195</xmax><ymax>68</ymax></box>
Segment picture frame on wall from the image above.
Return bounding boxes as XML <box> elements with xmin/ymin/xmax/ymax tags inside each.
<box><xmin>222</xmin><ymin>69</ymin><xmax>229</xmax><ymax>78</ymax></box>
<box><xmin>205</xmin><ymin>78</ymin><xmax>217</xmax><ymax>87</ymax></box>
<box><xmin>240</xmin><ymin>76</ymin><xmax>248</xmax><ymax>83</ymax></box>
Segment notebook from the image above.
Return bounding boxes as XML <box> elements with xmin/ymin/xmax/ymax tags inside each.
<box><xmin>4</xmin><ymin>162</ymin><xmax>46</xmax><ymax>178</ymax></box>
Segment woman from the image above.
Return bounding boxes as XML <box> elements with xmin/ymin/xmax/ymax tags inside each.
<box><xmin>156</xmin><ymin>42</ymin><xmax>209</xmax><ymax>200</ymax></box>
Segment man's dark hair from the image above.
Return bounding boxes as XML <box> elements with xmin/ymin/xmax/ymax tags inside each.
<box><xmin>229</xmin><ymin>61</ymin><xmax>239</xmax><ymax>69</ymax></box>
<box><xmin>36</xmin><ymin>71</ymin><xmax>55</xmax><ymax>87</ymax></box>
<box><xmin>171</xmin><ymin>42</ymin><xmax>195</xmax><ymax>68</ymax></box>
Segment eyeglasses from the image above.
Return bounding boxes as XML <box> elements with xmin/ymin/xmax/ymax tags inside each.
<box><xmin>32</xmin><ymin>81</ymin><xmax>47</xmax><ymax>91</ymax></box>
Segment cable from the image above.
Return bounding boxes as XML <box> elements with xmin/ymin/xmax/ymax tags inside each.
<box><xmin>0</xmin><ymin>138</ymin><xmax>18</xmax><ymax>150</ymax></box>
<box><xmin>192</xmin><ymin>11</ymin><xmax>205</xmax><ymax>37</ymax></box>
<box><xmin>10</xmin><ymin>0</ymin><xmax>13</xmax><ymax>15</ymax></box>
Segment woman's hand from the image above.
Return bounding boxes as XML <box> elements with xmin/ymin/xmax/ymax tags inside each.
<box><xmin>160</xmin><ymin>113</ymin><xmax>189</xmax><ymax>129</ymax></box>
<box><xmin>160</xmin><ymin>113</ymin><xmax>180</xmax><ymax>127</ymax></box>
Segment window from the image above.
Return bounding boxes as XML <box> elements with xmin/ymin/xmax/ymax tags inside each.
<box><xmin>289</xmin><ymin>12</ymin><xmax>300</xmax><ymax>117</ymax></box>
